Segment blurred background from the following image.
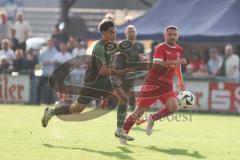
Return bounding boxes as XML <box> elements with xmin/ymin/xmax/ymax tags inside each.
<box><xmin>0</xmin><ymin>0</ymin><xmax>239</xmax><ymax>114</ymax></box>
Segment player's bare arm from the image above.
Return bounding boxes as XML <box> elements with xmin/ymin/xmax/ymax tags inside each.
<box><xmin>175</xmin><ymin>64</ymin><xmax>185</xmax><ymax>91</ymax></box>
<box><xmin>153</xmin><ymin>58</ymin><xmax>187</xmax><ymax>69</ymax></box>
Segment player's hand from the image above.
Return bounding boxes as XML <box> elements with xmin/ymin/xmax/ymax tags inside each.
<box><xmin>177</xmin><ymin>58</ymin><xmax>188</xmax><ymax>65</ymax></box>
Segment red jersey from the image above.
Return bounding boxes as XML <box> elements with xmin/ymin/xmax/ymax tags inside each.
<box><xmin>147</xmin><ymin>42</ymin><xmax>183</xmax><ymax>84</ymax></box>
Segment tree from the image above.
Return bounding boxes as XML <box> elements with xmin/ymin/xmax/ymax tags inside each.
<box><xmin>61</xmin><ymin>0</ymin><xmax>77</xmax><ymax>32</ymax></box>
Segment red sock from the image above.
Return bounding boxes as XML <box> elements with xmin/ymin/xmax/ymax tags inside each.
<box><xmin>123</xmin><ymin>111</ymin><xmax>143</xmax><ymax>134</ymax></box>
<box><xmin>151</xmin><ymin>107</ymin><xmax>172</xmax><ymax>121</ymax></box>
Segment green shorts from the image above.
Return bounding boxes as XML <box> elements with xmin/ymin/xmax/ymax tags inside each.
<box><xmin>77</xmin><ymin>77</ymin><xmax>120</xmax><ymax>104</ymax></box>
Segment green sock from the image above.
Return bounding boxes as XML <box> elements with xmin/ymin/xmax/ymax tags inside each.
<box><xmin>53</xmin><ymin>105</ymin><xmax>72</xmax><ymax>115</ymax></box>
<box><xmin>117</xmin><ymin>104</ymin><xmax>128</xmax><ymax>128</ymax></box>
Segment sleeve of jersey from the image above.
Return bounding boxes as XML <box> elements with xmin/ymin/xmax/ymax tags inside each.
<box><xmin>153</xmin><ymin>46</ymin><xmax>165</xmax><ymax>63</ymax></box>
<box><xmin>92</xmin><ymin>45</ymin><xmax>106</xmax><ymax>66</ymax></box>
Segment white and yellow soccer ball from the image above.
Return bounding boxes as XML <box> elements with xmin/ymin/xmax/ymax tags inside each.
<box><xmin>177</xmin><ymin>90</ymin><xmax>195</xmax><ymax>108</ymax></box>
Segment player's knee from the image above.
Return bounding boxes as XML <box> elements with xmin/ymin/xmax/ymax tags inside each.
<box><xmin>166</xmin><ymin>98</ymin><xmax>179</xmax><ymax>113</ymax></box>
<box><xmin>69</xmin><ymin>102</ymin><xmax>85</xmax><ymax>114</ymax></box>
<box><xmin>168</xmin><ymin>103</ymin><xmax>178</xmax><ymax>113</ymax></box>
<box><xmin>113</xmin><ymin>89</ymin><xmax>128</xmax><ymax>105</ymax></box>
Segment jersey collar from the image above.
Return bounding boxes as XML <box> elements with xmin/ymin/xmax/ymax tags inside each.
<box><xmin>165</xmin><ymin>42</ymin><xmax>176</xmax><ymax>48</ymax></box>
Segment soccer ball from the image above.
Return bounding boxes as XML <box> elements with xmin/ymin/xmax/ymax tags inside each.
<box><xmin>177</xmin><ymin>90</ymin><xmax>195</xmax><ymax>108</ymax></box>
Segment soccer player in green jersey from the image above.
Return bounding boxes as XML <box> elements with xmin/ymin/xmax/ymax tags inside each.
<box><xmin>41</xmin><ymin>19</ymin><xmax>134</xmax><ymax>141</ymax></box>
<box><xmin>115</xmin><ymin>25</ymin><xmax>145</xmax><ymax>110</ymax></box>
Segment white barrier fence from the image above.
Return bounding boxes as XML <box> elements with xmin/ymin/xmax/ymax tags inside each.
<box><xmin>186</xmin><ymin>81</ymin><xmax>240</xmax><ymax>113</ymax></box>
<box><xmin>0</xmin><ymin>74</ymin><xmax>239</xmax><ymax>114</ymax></box>
<box><xmin>0</xmin><ymin>75</ymin><xmax>30</xmax><ymax>103</ymax></box>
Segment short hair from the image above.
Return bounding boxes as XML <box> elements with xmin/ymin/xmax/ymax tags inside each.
<box><xmin>165</xmin><ymin>25</ymin><xmax>178</xmax><ymax>32</ymax></box>
<box><xmin>98</xmin><ymin>19</ymin><xmax>115</xmax><ymax>33</ymax></box>
<box><xmin>1</xmin><ymin>38</ymin><xmax>10</xmax><ymax>44</ymax></box>
<box><xmin>125</xmin><ymin>25</ymin><xmax>137</xmax><ymax>35</ymax></box>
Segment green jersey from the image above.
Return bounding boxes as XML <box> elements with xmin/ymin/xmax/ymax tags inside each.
<box><xmin>93</xmin><ymin>40</ymin><xmax>112</xmax><ymax>68</ymax></box>
<box><xmin>125</xmin><ymin>41</ymin><xmax>144</xmax><ymax>63</ymax></box>
<box><xmin>84</xmin><ymin>40</ymin><xmax>112</xmax><ymax>83</ymax></box>
<box><xmin>77</xmin><ymin>40</ymin><xmax>120</xmax><ymax>104</ymax></box>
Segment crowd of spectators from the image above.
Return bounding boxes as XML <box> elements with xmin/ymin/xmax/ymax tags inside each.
<box><xmin>0</xmin><ymin>12</ymin><xmax>88</xmax><ymax>104</ymax></box>
<box><xmin>0</xmin><ymin>12</ymin><xmax>34</xmax><ymax>73</ymax></box>
<box><xmin>1</xmin><ymin>12</ymin><xmax>239</xmax><ymax>104</ymax></box>
<box><xmin>0</xmin><ymin>12</ymin><xmax>87</xmax><ymax>75</ymax></box>
<box><xmin>185</xmin><ymin>45</ymin><xmax>239</xmax><ymax>81</ymax></box>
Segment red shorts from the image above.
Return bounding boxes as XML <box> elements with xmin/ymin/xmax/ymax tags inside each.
<box><xmin>136</xmin><ymin>80</ymin><xmax>177</xmax><ymax>107</ymax></box>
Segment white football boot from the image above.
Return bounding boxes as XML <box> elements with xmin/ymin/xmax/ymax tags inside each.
<box><xmin>146</xmin><ymin>115</ymin><xmax>154</xmax><ymax>136</ymax></box>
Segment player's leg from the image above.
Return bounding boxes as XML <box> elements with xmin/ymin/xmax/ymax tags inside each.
<box><xmin>151</xmin><ymin>96</ymin><xmax>178</xmax><ymax>121</ymax></box>
<box><xmin>146</xmin><ymin>92</ymin><xmax>178</xmax><ymax>135</ymax></box>
<box><xmin>129</xmin><ymin>91</ymin><xmax>136</xmax><ymax>110</ymax></box>
<box><xmin>41</xmin><ymin>99</ymin><xmax>88</xmax><ymax>127</ymax></box>
<box><xmin>123</xmin><ymin>97</ymin><xmax>156</xmax><ymax>134</ymax></box>
<box><xmin>122</xmin><ymin>97</ymin><xmax>156</xmax><ymax>135</ymax></box>
<box><xmin>125</xmin><ymin>79</ymin><xmax>135</xmax><ymax>111</ymax></box>
<box><xmin>123</xmin><ymin>106</ymin><xmax>148</xmax><ymax>133</ymax></box>
<box><xmin>41</xmin><ymin>87</ymin><xmax>92</xmax><ymax>128</ymax></box>
<box><xmin>110</xmin><ymin>87</ymin><xmax>134</xmax><ymax>141</ymax></box>
<box><xmin>123</xmin><ymin>81</ymin><xmax>158</xmax><ymax>134</ymax></box>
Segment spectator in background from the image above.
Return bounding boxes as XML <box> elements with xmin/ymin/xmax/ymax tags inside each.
<box><xmin>36</xmin><ymin>38</ymin><xmax>58</xmax><ymax>104</ymax></box>
<box><xmin>22</xmin><ymin>48</ymin><xmax>37</xmax><ymax>75</ymax></box>
<box><xmin>52</xmin><ymin>24</ymin><xmax>60</xmax><ymax>35</ymax></box>
<box><xmin>51</xmin><ymin>24</ymin><xmax>60</xmax><ymax>47</ymax></box>
<box><xmin>190</xmin><ymin>53</ymin><xmax>204</xmax><ymax>70</ymax></box>
<box><xmin>207</xmin><ymin>48</ymin><xmax>223</xmax><ymax>77</ymax></box>
<box><xmin>71</xmin><ymin>40</ymin><xmax>87</xmax><ymax>85</ymax></box>
<box><xmin>13</xmin><ymin>48</ymin><xmax>24</xmax><ymax>72</ymax></box>
<box><xmin>0</xmin><ymin>13</ymin><xmax>11</xmax><ymax>41</ymax></box>
<box><xmin>53</xmin><ymin>42</ymin><xmax>72</xmax><ymax>67</ymax></box>
<box><xmin>67</xmin><ymin>36</ymin><xmax>75</xmax><ymax>53</ymax></box>
<box><xmin>13</xmin><ymin>13</ymin><xmax>31</xmax><ymax>52</ymax></box>
<box><xmin>10</xmin><ymin>28</ymin><xmax>19</xmax><ymax>51</ymax></box>
<box><xmin>186</xmin><ymin>52</ymin><xmax>204</xmax><ymax>76</ymax></box>
<box><xmin>72</xmin><ymin>40</ymin><xmax>86</xmax><ymax>57</ymax></box>
<box><xmin>51</xmin><ymin>24</ymin><xmax>68</xmax><ymax>51</ymax></box>
<box><xmin>4</xmin><ymin>0</ymin><xmax>22</xmax><ymax>22</ymax></box>
<box><xmin>0</xmin><ymin>55</ymin><xmax>11</xmax><ymax>73</ymax></box>
<box><xmin>0</xmin><ymin>39</ymin><xmax>15</xmax><ymax>65</ymax></box>
<box><xmin>114</xmin><ymin>25</ymin><xmax>145</xmax><ymax>110</ymax></box>
<box><xmin>224</xmin><ymin>44</ymin><xmax>239</xmax><ymax>80</ymax></box>
<box><xmin>186</xmin><ymin>63</ymin><xmax>209</xmax><ymax>78</ymax></box>
<box><xmin>53</xmin><ymin>42</ymin><xmax>72</xmax><ymax>101</ymax></box>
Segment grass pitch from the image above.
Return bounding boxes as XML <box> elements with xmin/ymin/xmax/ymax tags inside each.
<box><xmin>0</xmin><ymin>104</ymin><xmax>239</xmax><ymax>160</ymax></box>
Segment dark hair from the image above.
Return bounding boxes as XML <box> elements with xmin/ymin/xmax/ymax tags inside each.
<box><xmin>165</xmin><ymin>25</ymin><xmax>178</xmax><ymax>32</ymax></box>
<box><xmin>98</xmin><ymin>19</ymin><xmax>115</xmax><ymax>33</ymax></box>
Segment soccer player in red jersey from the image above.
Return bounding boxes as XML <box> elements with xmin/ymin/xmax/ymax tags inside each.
<box><xmin>121</xmin><ymin>26</ymin><xmax>187</xmax><ymax>144</ymax></box>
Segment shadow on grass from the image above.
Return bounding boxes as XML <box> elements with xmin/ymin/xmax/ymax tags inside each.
<box><xmin>43</xmin><ymin>143</ymin><xmax>135</xmax><ymax>160</ymax></box>
<box><xmin>117</xmin><ymin>146</ymin><xmax>134</xmax><ymax>153</ymax></box>
<box><xmin>145</xmin><ymin>145</ymin><xmax>206</xmax><ymax>159</ymax></box>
